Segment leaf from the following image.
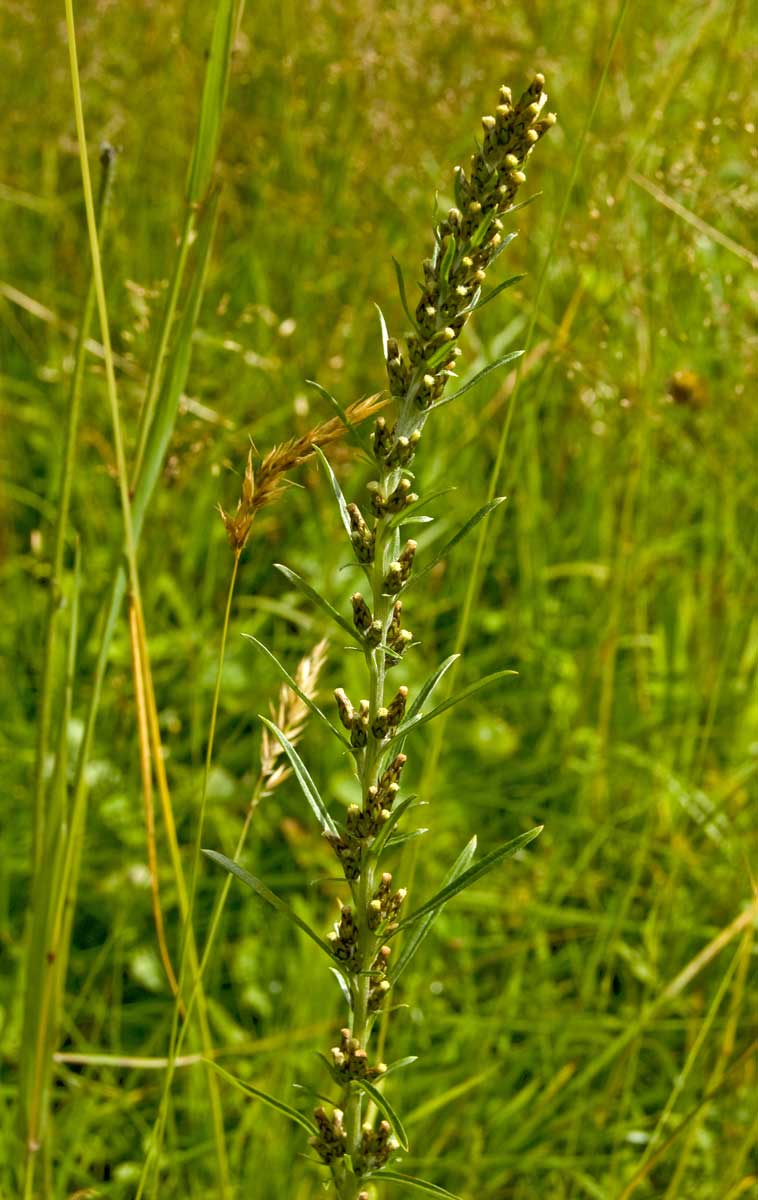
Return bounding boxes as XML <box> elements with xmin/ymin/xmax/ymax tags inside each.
<box><xmin>313</xmin><ymin>445</ymin><xmax>353</xmax><ymax>541</ymax></box>
<box><xmin>375</xmin><ymin>302</ymin><xmax>390</xmax><ymax>358</ymax></box>
<box><xmin>387</xmin><ymin>487</ymin><xmax>455</xmax><ymax>530</ymax></box>
<box><xmin>392</xmin><ymin>257</ymin><xmax>420</xmax><ymax>332</ymax></box>
<box><xmin>438</xmin><ymin>233</ymin><xmax>457</xmax><ymax>285</ymax></box>
<box><xmin>389</xmin><ymin>837</ymin><xmax>477</xmax><ymax>984</ymax></box>
<box><xmin>394</xmin><ymin>827</ymin><xmax>543</xmax><ymax>931</ymax></box>
<box><xmin>202</xmin><ymin>849</ymin><xmax>334</xmax><ymax>957</ymax></box>
<box><xmin>355</xmin><ymin>1077</ymin><xmax>409</xmax><ymax>1151</ymax></box>
<box><xmin>204</xmin><ymin>1059</ymin><xmax>318</xmax><ymax>1136</ymax></box>
<box><xmin>406</xmin><ymin>657</ymin><xmax>459</xmax><ymax>723</ymax></box>
<box><xmin>329</xmin><ymin>966</ymin><xmax>353</xmax><ymax>1009</ymax></box>
<box><xmin>381</xmin><ymin>1056</ymin><xmax>418</xmax><ymax>1078</ymax></box>
<box><xmin>132</xmin><ymin>194</ymin><xmax>220</xmax><ymax>537</ymax></box>
<box><xmin>430</xmin><ymin>350</ymin><xmax>524</xmax><ymax>410</ymax></box>
<box><xmin>185</xmin><ymin>0</ymin><xmax>237</xmax><ymax>205</ymax></box>
<box><xmin>257</xmin><ymin>717</ymin><xmax>339</xmax><ymax>836</ymax></box>
<box><xmin>392</xmin><ymin>668</ymin><xmax>517</xmax><ymax>744</ymax></box>
<box><xmin>369</xmin><ymin>796</ymin><xmax>424</xmax><ymax>858</ymax></box>
<box><xmin>274</xmin><ymin>563</ymin><xmax>363</xmax><ymax>649</ymax></box>
<box><xmin>368</xmin><ymin>1170</ymin><xmax>462</xmax><ymax>1198</ymax></box>
<box><xmin>490</xmin><ymin>229</ymin><xmax>519</xmax><ymax>262</ymax></box>
<box><xmin>385</xmin><ymin>828</ymin><xmax>429</xmax><ymax>850</ymax></box>
<box><xmin>410</xmin><ymin>499</ymin><xmax>506</xmax><ymax>583</ymax></box>
<box><xmin>461</xmin><ymin>274</ymin><xmax>525</xmax><ymax>315</ymax></box>
<box><xmin>305</xmin><ymin>379</ymin><xmax>373</xmax><ymax>456</ymax></box>
<box><xmin>243</xmin><ymin>635</ymin><xmax>349</xmax><ymax>745</ymax></box>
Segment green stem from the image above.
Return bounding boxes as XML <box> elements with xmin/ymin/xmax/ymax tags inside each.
<box><xmin>136</xmin><ymin>551</ymin><xmax>241</xmax><ymax>1199</ymax></box>
<box><xmin>31</xmin><ymin>146</ymin><xmax>115</xmax><ymax>880</ymax></box>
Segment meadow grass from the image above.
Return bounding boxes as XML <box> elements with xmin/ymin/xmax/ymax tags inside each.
<box><xmin>0</xmin><ymin>0</ymin><xmax>756</xmax><ymax>1197</ymax></box>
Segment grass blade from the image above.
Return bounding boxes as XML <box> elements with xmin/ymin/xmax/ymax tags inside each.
<box><xmin>257</xmin><ymin>717</ymin><xmax>339</xmax><ymax>835</ymax></box>
<box><xmin>202</xmin><ymin>850</ymin><xmax>334</xmax><ymax>957</ymax></box>
<box><xmin>186</xmin><ymin>0</ymin><xmax>238</xmax><ymax>204</ymax></box>
<box><xmin>394</xmin><ymin>827</ymin><xmax>543</xmax><ymax>931</ymax></box>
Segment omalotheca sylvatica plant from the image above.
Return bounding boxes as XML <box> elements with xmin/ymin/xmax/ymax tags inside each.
<box><xmin>205</xmin><ymin>75</ymin><xmax>556</xmax><ymax>1199</ymax></box>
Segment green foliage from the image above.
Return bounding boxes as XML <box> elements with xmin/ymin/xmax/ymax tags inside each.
<box><xmin>1</xmin><ymin>0</ymin><xmax>756</xmax><ymax>1197</ymax></box>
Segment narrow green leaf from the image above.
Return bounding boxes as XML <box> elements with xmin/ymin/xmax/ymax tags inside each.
<box><xmin>381</xmin><ymin>1056</ymin><xmax>418</xmax><ymax>1078</ymax></box>
<box><xmin>439</xmin><ymin>233</ymin><xmax>457</xmax><ymax>284</ymax></box>
<box><xmin>243</xmin><ymin>635</ymin><xmax>349</xmax><ymax>746</ymax></box>
<box><xmin>392</xmin><ymin>668</ymin><xmax>517</xmax><ymax>744</ymax></box>
<box><xmin>257</xmin><ymin>717</ymin><xmax>339</xmax><ymax>836</ymax></box>
<box><xmin>392</xmin><ymin>257</ymin><xmax>420</xmax><ymax>332</ymax></box>
<box><xmin>430</xmin><ymin>350</ymin><xmax>524</xmax><ymax>411</ymax></box>
<box><xmin>369</xmin><ymin>1170</ymin><xmax>462</xmax><ymax>1198</ymax></box>
<box><xmin>369</xmin><ymin>796</ymin><xmax>424</xmax><ymax>859</ymax></box>
<box><xmin>410</xmin><ymin>499</ymin><xmax>507</xmax><ymax>583</ymax></box>
<box><xmin>395</xmin><ymin>827</ymin><xmax>543</xmax><ymax>931</ymax></box>
<box><xmin>202</xmin><ymin>849</ymin><xmax>334</xmax><ymax>957</ymax></box>
<box><xmin>204</xmin><ymin>1059</ymin><xmax>318</xmax><ymax>1136</ymax></box>
<box><xmin>406</xmin><ymin>656</ymin><xmax>459</xmax><ymax>722</ymax></box>
<box><xmin>504</xmin><ymin>192</ymin><xmax>541</xmax><ymax>218</ymax></box>
<box><xmin>375</xmin><ymin>302</ymin><xmax>390</xmax><ymax>358</ymax></box>
<box><xmin>313</xmin><ymin>445</ymin><xmax>353</xmax><ymax>541</ymax></box>
<box><xmin>186</xmin><ymin>0</ymin><xmax>237</xmax><ymax>204</ymax></box>
<box><xmin>390</xmin><ymin>837</ymin><xmax>477</xmax><ymax>984</ymax></box>
<box><xmin>355</xmin><ymin>1077</ymin><xmax>409</xmax><ymax>1151</ymax></box>
<box><xmin>385</xmin><ymin>828</ymin><xmax>429</xmax><ymax>849</ymax></box>
<box><xmin>133</xmin><ymin>193</ymin><xmax>219</xmax><ymax>537</ymax></box>
<box><xmin>274</xmin><ymin>563</ymin><xmax>363</xmax><ymax>648</ymax></box>
<box><xmin>470</xmin><ymin>209</ymin><xmax>496</xmax><ymax>248</ymax></box>
<box><xmin>462</xmin><ymin>274</ymin><xmax>525</xmax><ymax>315</ymax></box>
<box><xmin>387</xmin><ymin>487</ymin><xmax>455</xmax><ymax>530</ymax></box>
<box><xmin>329</xmin><ymin>966</ymin><xmax>353</xmax><ymax>1009</ymax></box>
<box><xmin>305</xmin><ymin>379</ymin><xmax>372</xmax><ymax>455</ymax></box>
<box><xmin>491</xmin><ymin>229</ymin><xmax>519</xmax><ymax>262</ymax></box>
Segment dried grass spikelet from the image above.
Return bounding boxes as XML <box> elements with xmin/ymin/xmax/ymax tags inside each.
<box><xmin>219</xmin><ymin>394</ymin><xmax>386</xmax><ymax>553</ymax></box>
<box><xmin>260</xmin><ymin>637</ymin><xmax>328</xmax><ymax>796</ymax></box>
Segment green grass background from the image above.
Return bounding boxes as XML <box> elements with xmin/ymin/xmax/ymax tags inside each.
<box><xmin>1</xmin><ymin>0</ymin><xmax>756</xmax><ymax>1196</ymax></box>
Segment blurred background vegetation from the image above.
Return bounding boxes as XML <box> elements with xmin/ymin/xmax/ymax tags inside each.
<box><xmin>1</xmin><ymin>0</ymin><xmax>756</xmax><ymax>1196</ymax></box>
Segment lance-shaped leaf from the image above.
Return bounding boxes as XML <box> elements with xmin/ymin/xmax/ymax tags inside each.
<box><xmin>389</xmin><ymin>668</ymin><xmax>517</xmax><ymax>748</ymax></box>
<box><xmin>390</xmin><ymin>837</ymin><xmax>477</xmax><ymax>984</ymax></box>
<box><xmin>490</xmin><ymin>228</ymin><xmax>519</xmax><ymax>263</ymax></box>
<box><xmin>257</xmin><ymin>716</ymin><xmax>339</xmax><ymax>835</ymax></box>
<box><xmin>409</xmin><ymin>499</ymin><xmax>506</xmax><ymax>585</ymax></box>
<box><xmin>387</xmin><ymin>487</ymin><xmax>455</xmax><ymax>530</ymax></box>
<box><xmin>394</xmin><ymin>827</ymin><xmax>543</xmax><ymax>933</ymax></box>
<box><xmin>430</xmin><ymin>350</ymin><xmax>524</xmax><ymax>410</ymax></box>
<box><xmin>369</xmin><ymin>796</ymin><xmax>424</xmax><ymax>859</ymax></box>
<box><xmin>405</xmin><ymin>656</ymin><xmax>459</xmax><ymax>723</ymax></box>
<box><xmin>385</xmin><ymin>828</ymin><xmax>429</xmax><ymax>850</ymax></box>
<box><xmin>305</xmin><ymin>379</ymin><xmax>373</xmax><ymax>456</ymax></box>
<box><xmin>381</xmin><ymin>1055</ymin><xmax>418</xmax><ymax>1078</ymax></box>
<box><xmin>313</xmin><ymin>445</ymin><xmax>353</xmax><ymax>541</ymax></box>
<box><xmin>375</xmin><ymin>301</ymin><xmax>390</xmax><ymax>359</ymax></box>
<box><xmin>274</xmin><ymin>563</ymin><xmax>363</xmax><ymax>648</ymax></box>
<box><xmin>392</xmin><ymin>257</ymin><xmax>420</xmax><ymax>333</ymax></box>
<box><xmin>367</xmin><ymin>1171</ymin><xmax>462</xmax><ymax>1198</ymax></box>
<box><xmin>203</xmin><ymin>850</ymin><xmax>334</xmax><ymax>957</ymax></box>
<box><xmin>244</xmin><ymin>636</ymin><xmax>349</xmax><ymax>746</ymax></box>
<box><xmin>355</xmin><ymin>1077</ymin><xmax>409</xmax><ymax>1151</ymax></box>
<box><xmin>438</xmin><ymin>232</ymin><xmax>457</xmax><ymax>284</ymax></box>
<box><xmin>204</xmin><ymin>1059</ymin><xmax>318</xmax><ymax>1136</ymax></box>
<box><xmin>460</xmin><ymin>274</ymin><xmax>525</xmax><ymax>316</ymax></box>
